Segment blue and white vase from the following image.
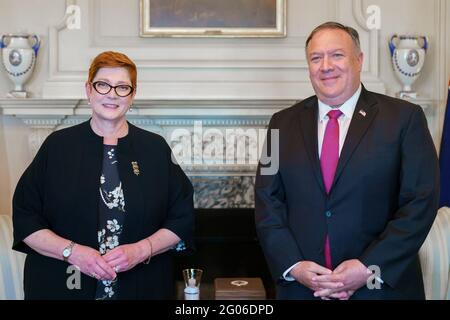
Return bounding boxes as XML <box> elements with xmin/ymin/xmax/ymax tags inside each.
<box><xmin>0</xmin><ymin>34</ymin><xmax>40</xmax><ymax>98</ymax></box>
<box><xmin>389</xmin><ymin>35</ymin><xmax>428</xmax><ymax>99</ymax></box>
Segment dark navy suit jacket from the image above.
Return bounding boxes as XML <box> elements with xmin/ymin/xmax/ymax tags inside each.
<box><xmin>255</xmin><ymin>86</ymin><xmax>439</xmax><ymax>299</ymax></box>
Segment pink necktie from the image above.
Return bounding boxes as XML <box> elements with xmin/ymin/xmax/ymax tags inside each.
<box><xmin>320</xmin><ymin>109</ymin><xmax>342</xmax><ymax>270</ymax></box>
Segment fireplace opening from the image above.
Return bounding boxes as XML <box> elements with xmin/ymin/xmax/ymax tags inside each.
<box><xmin>173</xmin><ymin>208</ymin><xmax>275</xmax><ymax>299</ymax></box>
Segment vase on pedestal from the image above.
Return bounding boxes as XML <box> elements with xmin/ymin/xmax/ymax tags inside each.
<box><xmin>0</xmin><ymin>34</ymin><xmax>40</xmax><ymax>98</ymax></box>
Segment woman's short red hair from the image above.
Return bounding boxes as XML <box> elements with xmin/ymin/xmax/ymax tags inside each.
<box><xmin>88</xmin><ymin>51</ymin><xmax>137</xmax><ymax>88</ymax></box>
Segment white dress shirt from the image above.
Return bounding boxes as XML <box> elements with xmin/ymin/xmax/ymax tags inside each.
<box><xmin>282</xmin><ymin>84</ymin><xmax>362</xmax><ymax>281</ymax></box>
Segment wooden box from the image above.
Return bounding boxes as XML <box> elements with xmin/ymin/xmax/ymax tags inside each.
<box><xmin>214</xmin><ymin>278</ymin><xmax>266</xmax><ymax>300</ymax></box>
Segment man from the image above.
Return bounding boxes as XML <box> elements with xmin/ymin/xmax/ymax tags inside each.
<box><xmin>255</xmin><ymin>22</ymin><xmax>439</xmax><ymax>299</ymax></box>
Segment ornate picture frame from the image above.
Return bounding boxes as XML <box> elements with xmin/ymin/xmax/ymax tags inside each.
<box><xmin>140</xmin><ymin>0</ymin><xmax>286</xmax><ymax>38</ymax></box>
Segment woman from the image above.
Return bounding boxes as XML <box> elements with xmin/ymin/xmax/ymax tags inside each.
<box><xmin>12</xmin><ymin>51</ymin><xmax>194</xmax><ymax>299</ymax></box>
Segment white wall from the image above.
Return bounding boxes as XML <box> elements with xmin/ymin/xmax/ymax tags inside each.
<box><xmin>0</xmin><ymin>0</ymin><xmax>65</xmax><ymax>97</ymax></box>
<box><xmin>0</xmin><ymin>0</ymin><xmax>65</xmax><ymax>214</ymax></box>
<box><xmin>1</xmin><ymin>0</ymin><xmax>447</xmax><ymax>98</ymax></box>
<box><xmin>0</xmin><ymin>0</ymin><xmax>449</xmax><ymax>215</ymax></box>
<box><xmin>364</xmin><ymin>0</ymin><xmax>441</xmax><ymax>98</ymax></box>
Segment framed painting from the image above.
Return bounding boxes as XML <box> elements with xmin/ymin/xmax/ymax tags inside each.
<box><xmin>140</xmin><ymin>0</ymin><xmax>286</xmax><ymax>37</ymax></box>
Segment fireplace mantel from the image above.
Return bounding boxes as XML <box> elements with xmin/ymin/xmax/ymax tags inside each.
<box><xmin>1</xmin><ymin>98</ymin><xmax>299</xmax><ymax>208</ymax></box>
<box><xmin>0</xmin><ymin>98</ymin><xmax>296</xmax><ymax>123</ymax></box>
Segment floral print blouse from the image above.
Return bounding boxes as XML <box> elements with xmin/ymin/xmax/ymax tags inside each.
<box><xmin>95</xmin><ymin>145</ymin><xmax>125</xmax><ymax>300</ymax></box>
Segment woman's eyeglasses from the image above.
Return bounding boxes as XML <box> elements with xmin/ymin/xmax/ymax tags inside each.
<box><xmin>92</xmin><ymin>81</ymin><xmax>134</xmax><ymax>97</ymax></box>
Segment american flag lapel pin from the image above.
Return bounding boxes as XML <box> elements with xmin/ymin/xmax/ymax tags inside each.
<box><xmin>359</xmin><ymin>109</ymin><xmax>367</xmax><ymax>117</ymax></box>
<box><xmin>131</xmin><ymin>161</ymin><xmax>140</xmax><ymax>176</ymax></box>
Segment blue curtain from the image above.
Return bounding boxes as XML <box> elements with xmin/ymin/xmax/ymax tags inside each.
<box><xmin>439</xmin><ymin>80</ymin><xmax>450</xmax><ymax>208</ymax></box>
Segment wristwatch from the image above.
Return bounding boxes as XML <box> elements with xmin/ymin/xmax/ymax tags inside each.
<box><xmin>62</xmin><ymin>241</ymin><xmax>75</xmax><ymax>262</ymax></box>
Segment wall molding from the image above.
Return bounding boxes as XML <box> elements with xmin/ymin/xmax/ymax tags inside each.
<box><xmin>352</xmin><ymin>0</ymin><xmax>379</xmax><ymax>78</ymax></box>
<box><xmin>42</xmin><ymin>0</ymin><xmax>386</xmax><ymax>99</ymax></box>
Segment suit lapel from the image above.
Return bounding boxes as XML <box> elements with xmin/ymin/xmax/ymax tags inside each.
<box><xmin>298</xmin><ymin>98</ymin><xmax>326</xmax><ymax>194</ymax></box>
<box><xmin>331</xmin><ymin>87</ymin><xmax>378</xmax><ymax>190</ymax></box>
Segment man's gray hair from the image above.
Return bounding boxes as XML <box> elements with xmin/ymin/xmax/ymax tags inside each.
<box><xmin>305</xmin><ymin>21</ymin><xmax>361</xmax><ymax>53</ymax></box>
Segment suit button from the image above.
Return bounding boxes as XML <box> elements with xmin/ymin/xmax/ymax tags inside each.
<box><xmin>325</xmin><ymin>211</ymin><xmax>332</xmax><ymax>218</ymax></box>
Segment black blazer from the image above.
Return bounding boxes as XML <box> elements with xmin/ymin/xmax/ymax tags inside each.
<box><xmin>13</xmin><ymin>120</ymin><xmax>194</xmax><ymax>299</ymax></box>
<box><xmin>255</xmin><ymin>86</ymin><xmax>440</xmax><ymax>299</ymax></box>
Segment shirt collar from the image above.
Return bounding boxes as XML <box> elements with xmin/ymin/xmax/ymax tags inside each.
<box><xmin>318</xmin><ymin>84</ymin><xmax>362</xmax><ymax>122</ymax></box>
